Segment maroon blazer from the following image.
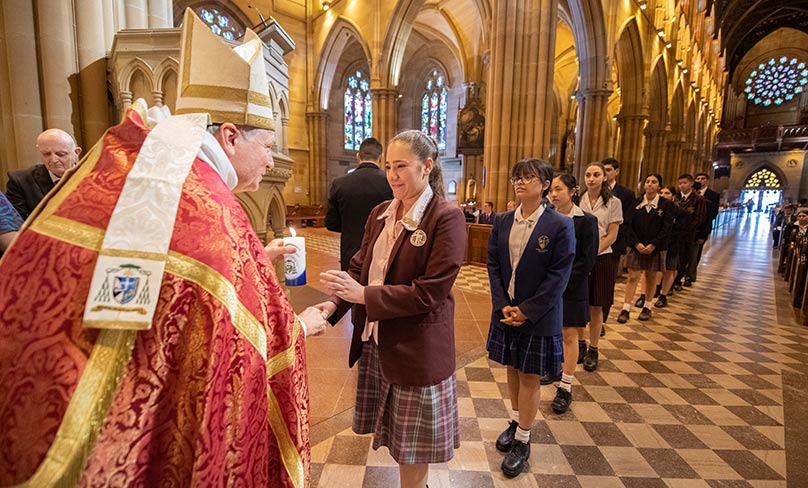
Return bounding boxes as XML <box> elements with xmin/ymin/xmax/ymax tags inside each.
<box><xmin>328</xmin><ymin>194</ymin><xmax>467</xmax><ymax>386</ymax></box>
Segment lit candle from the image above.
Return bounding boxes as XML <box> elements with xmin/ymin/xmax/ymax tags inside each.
<box><xmin>283</xmin><ymin>227</ymin><xmax>306</xmax><ymax>286</ymax></box>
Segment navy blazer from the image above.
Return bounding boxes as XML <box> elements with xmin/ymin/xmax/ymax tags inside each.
<box><xmin>564</xmin><ymin>212</ymin><xmax>598</xmax><ymax>303</ymax></box>
<box><xmin>487</xmin><ymin>207</ymin><xmax>576</xmax><ymax>337</ymax></box>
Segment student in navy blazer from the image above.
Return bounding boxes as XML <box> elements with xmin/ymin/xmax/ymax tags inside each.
<box><xmin>486</xmin><ymin>159</ymin><xmax>575</xmax><ymax>479</ymax></box>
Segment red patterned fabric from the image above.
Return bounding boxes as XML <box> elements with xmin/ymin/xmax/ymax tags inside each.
<box><xmin>0</xmin><ymin>110</ymin><xmax>309</xmax><ymax>487</ymax></box>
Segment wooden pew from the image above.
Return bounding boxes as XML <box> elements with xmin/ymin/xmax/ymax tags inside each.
<box><xmin>286</xmin><ymin>204</ymin><xmax>326</xmax><ymax>228</ymax></box>
<box><xmin>465</xmin><ymin>223</ymin><xmax>492</xmax><ymax>266</ymax></box>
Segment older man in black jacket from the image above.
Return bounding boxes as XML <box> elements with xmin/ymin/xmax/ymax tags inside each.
<box><xmin>326</xmin><ymin>137</ymin><xmax>393</xmax><ymax>270</ymax></box>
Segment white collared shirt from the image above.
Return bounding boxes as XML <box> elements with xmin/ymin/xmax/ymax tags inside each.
<box><xmin>561</xmin><ymin>204</ymin><xmax>585</xmax><ymax>219</ymax></box>
<box><xmin>681</xmin><ymin>191</ymin><xmax>692</xmax><ymax>200</ymax></box>
<box><xmin>580</xmin><ymin>193</ymin><xmax>623</xmax><ymax>255</ymax></box>
<box><xmin>639</xmin><ymin>194</ymin><xmax>660</xmax><ymax>212</ymax></box>
<box><xmin>507</xmin><ymin>203</ymin><xmax>545</xmax><ymax>300</ymax></box>
<box><xmin>362</xmin><ymin>184</ymin><xmax>434</xmax><ymax>343</ymax></box>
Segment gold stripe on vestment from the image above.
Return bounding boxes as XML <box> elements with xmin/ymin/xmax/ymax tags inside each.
<box><xmin>266</xmin><ymin>389</ymin><xmax>305</xmax><ymax>488</ymax></box>
<box><xmin>11</xmin><ymin>330</ymin><xmax>137</xmax><ymax>487</ymax></box>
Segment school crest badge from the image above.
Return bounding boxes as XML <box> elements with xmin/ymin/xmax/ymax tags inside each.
<box><xmin>410</xmin><ymin>229</ymin><xmax>427</xmax><ymax>247</ymax></box>
<box><xmin>537</xmin><ymin>235</ymin><xmax>550</xmax><ymax>252</ymax></box>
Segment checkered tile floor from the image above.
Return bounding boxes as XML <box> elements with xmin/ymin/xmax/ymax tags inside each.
<box><xmin>308</xmin><ymin>214</ymin><xmax>807</xmax><ymax>487</ymax></box>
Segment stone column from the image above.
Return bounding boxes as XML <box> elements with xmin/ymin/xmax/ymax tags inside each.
<box><xmin>371</xmin><ymin>88</ymin><xmax>398</xmax><ymax>149</ymax></box>
<box><xmin>615</xmin><ymin>114</ymin><xmax>647</xmax><ymax>190</ymax></box>
<box><xmin>75</xmin><ymin>0</ymin><xmax>110</xmax><ymax>148</ymax></box>
<box><xmin>665</xmin><ymin>139</ymin><xmax>683</xmax><ymax>182</ymax></box>
<box><xmin>124</xmin><ymin>0</ymin><xmax>148</xmax><ymax>29</ymax></box>
<box><xmin>642</xmin><ymin>128</ymin><xmax>668</xmax><ymax>178</ymax></box>
<box><xmin>574</xmin><ymin>89</ymin><xmax>612</xmax><ymax>183</ymax></box>
<box><xmin>306</xmin><ymin>111</ymin><xmax>328</xmax><ymax>205</ymax></box>
<box><xmin>36</xmin><ymin>0</ymin><xmax>79</xmax><ymax>135</ymax></box>
<box><xmin>147</xmin><ymin>0</ymin><xmax>172</xmax><ymax>28</ymax></box>
<box><xmin>681</xmin><ymin>147</ymin><xmax>697</xmax><ymax>176</ymax></box>
<box><xmin>0</xmin><ymin>0</ymin><xmax>44</xmax><ymax>172</ymax></box>
<box><xmin>483</xmin><ymin>0</ymin><xmax>559</xmax><ymax>211</ymax></box>
<box><xmin>281</xmin><ymin>117</ymin><xmax>289</xmax><ymax>154</ymax></box>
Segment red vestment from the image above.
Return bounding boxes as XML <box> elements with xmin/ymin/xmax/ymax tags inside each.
<box><xmin>0</xmin><ymin>109</ymin><xmax>309</xmax><ymax>487</ymax></box>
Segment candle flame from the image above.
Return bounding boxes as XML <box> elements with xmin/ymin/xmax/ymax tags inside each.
<box><xmin>289</xmin><ymin>226</ymin><xmax>297</xmax><ymax>237</ymax></box>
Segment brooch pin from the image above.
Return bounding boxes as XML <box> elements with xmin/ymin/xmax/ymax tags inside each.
<box><xmin>410</xmin><ymin>229</ymin><xmax>427</xmax><ymax>247</ymax></box>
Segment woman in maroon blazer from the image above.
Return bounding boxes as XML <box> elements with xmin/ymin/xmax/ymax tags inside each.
<box><xmin>316</xmin><ymin>130</ymin><xmax>467</xmax><ymax>488</ymax></box>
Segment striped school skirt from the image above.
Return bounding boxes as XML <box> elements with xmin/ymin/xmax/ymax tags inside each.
<box><xmin>588</xmin><ymin>253</ymin><xmax>616</xmax><ymax>308</ymax></box>
<box><xmin>353</xmin><ymin>340</ymin><xmax>459</xmax><ymax>464</ymax></box>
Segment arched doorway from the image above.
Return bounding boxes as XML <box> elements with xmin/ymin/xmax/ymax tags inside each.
<box><xmin>741</xmin><ymin>167</ymin><xmax>782</xmax><ymax>212</ymax></box>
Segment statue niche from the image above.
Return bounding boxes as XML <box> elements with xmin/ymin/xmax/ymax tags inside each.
<box><xmin>457</xmin><ymin>83</ymin><xmax>485</xmax><ymax>155</ymax></box>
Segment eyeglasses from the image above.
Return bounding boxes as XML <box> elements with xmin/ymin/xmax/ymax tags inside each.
<box><xmin>510</xmin><ymin>176</ymin><xmax>538</xmax><ymax>185</ymax></box>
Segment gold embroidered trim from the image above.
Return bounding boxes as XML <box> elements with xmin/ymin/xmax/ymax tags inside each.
<box><xmin>175</xmin><ymin>108</ymin><xmax>274</xmax><ymax>130</ymax></box>
<box><xmin>30</xmin><ymin>216</ymin><xmax>105</xmax><ymax>250</ymax></box>
<box><xmin>98</xmin><ymin>248</ymin><xmax>167</xmax><ymax>261</ymax></box>
<box><xmin>266</xmin><ymin>389</ymin><xmax>305</xmax><ymax>488</ymax></box>
<box><xmin>12</xmin><ymin>330</ymin><xmax>137</xmax><ymax>487</ymax></box>
<box><xmin>265</xmin><ymin>315</ymin><xmax>301</xmax><ymax>378</ymax></box>
<box><xmin>84</xmin><ymin>319</ymin><xmax>151</xmax><ymax>329</ymax></box>
<box><xmin>29</xmin><ymin>215</ymin><xmax>267</xmax><ymax>361</ymax></box>
<box><xmin>166</xmin><ymin>251</ymin><xmax>268</xmax><ymax>360</ymax></box>
<box><xmin>181</xmin><ymin>85</ymin><xmax>272</xmax><ymax>109</ymax></box>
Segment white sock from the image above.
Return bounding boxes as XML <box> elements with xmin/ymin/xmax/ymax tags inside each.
<box><xmin>622</xmin><ymin>303</ymin><xmax>631</xmax><ymax>311</ymax></box>
<box><xmin>511</xmin><ymin>409</ymin><xmax>519</xmax><ymax>423</ymax></box>
<box><xmin>515</xmin><ymin>426</ymin><xmax>531</xmax><ymax>443</ymax></box>
<box><xmin>559</xmin><ymin>373</ymin><xmax>573</xmax><ymax>392</ymax></box>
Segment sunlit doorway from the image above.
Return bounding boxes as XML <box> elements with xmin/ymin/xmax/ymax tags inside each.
<box><xmin>740</xmin><ymin>167</ymin><xmax>782</xmax><ymax>212</ymax></box>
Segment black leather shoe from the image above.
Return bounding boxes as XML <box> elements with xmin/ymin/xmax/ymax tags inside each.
<box><xmin>600</xmin><ymin>324</ymin><xmax>606</xmax><ymax>337</ymax></box>
<box><xmin>617</xmin><ymin>310</ymin><xmax>630</xmax><ymax>323</ymax></box>
<box><xmin>638</xmin><ymin>307</ymin><xmax>652</xmax><ymax>321</ymax></box>
<box><xmin>654</xmin><ymin>295</ymin><xmax>667</xmax><ymax>308</ymax></box>
<box><xmin>551</xmin><ymin>387</ymin><xmax>572</xmax><ymax>413</ymax></box>
<box><xmin>577</xmin><ymin>342</ymin><xmax>587</xmax><ymax>364</ymax></box>
<box><xmin>496</xmin><ymin>420</ymin><xmax>518</xmax><ymax>452</ymax></box>
<box><xmin>683</xmin><ymin>278</ymin><xmax>692</xmax><ymax>287</ymax></box>
<box><xmin>501</xmin><ymin>440</ymin><xmax>531</xmax><ymax>478</ymax></box>
<box><xmin>583</xmin><ymin>348</ymin><xmax>599</xmax><ymax>372</ymax></box>
<box><xmin>540</xmin><ymin>372</ymin><xmax>562</xmax><ymax>385</ymax></box>
<box><xmin>673</xmin><ymin>283</ymin><xmax>683</xmax><ymax>292</ymax></box>
<box><xmin>634</xmin><ymin>294</ymin><xmax>646</xmax><ymax>308</ymax></box>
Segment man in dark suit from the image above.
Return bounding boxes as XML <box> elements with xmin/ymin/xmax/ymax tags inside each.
<box><xmin>694</xmin><ymin>172</ymin><xmax>720</xmax><ymax>278</ymax></box>
<box><xmin>601</xmin><ymin>158</ymin><xmax>635</xmax><ymax>323</ymax></box>
<box><xmin>676</xmin><ymin>173</ymin><xmax>706</xmax><ymax>288</ymax></box>
<box><xmin>6</xmin><ymin>128</ymin><xmax>81</xmax><ymax>219</ymax></box>
<box><xmin>326</xmin><ymin>137</ymin><xmax>393</xmax><ymax>270</ymax></box>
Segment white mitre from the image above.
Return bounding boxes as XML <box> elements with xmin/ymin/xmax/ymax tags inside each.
<box><xmin>175</xmin><ymin>8</ymin><xmax>274</xmax><ymax>130</ymax></box>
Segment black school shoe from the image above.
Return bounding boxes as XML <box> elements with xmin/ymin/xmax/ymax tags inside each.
<box><xmin>638</xmin><ymin>307</ymin><xmax>652</xmax><ymax>321</ymax></box>
<box><xmin>540</xmin><ymin>371</ymin><xmax>562</xmax><ymax>385</ymax></box>
<box><xmin>501</xmin><ymin>440</ymin><xmax>531</xmax><ymax>478</ymax></box>
<box><xmin>551</xmin><ymin>387</ymin><xmax>572</xmax><ymax>413</ymax></box>
<box><xmin>583</xmin><ymin>348</ymin><xmax>599</xmax><ymax>371</ymax></box>
<box><xmin>617</xmin><ymin>310</ymin><xmax>630</xmax><ymax>323</ymax></box>
<box><xmin>654</xmin><ymin>295</ymin><xmax>668</xmax><ymax>308</ymax></box>
<box><xmin>577</xmin><ymin>342</ymin><xmax>587</xmax><ymax>364</ymax></box>
<box><xmin>634</xmin><ymin>294</ymin><xmax>646</xmax><ymax>308</ymax></box>
<box><xmin>496</xmin><ymin>420</ymin><xmax>518</xmax><ymax>452</ymax></box>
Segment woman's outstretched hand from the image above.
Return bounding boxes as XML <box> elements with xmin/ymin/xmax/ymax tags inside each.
<box><xmin>320</xmin><ymin>270</ymin><xmax>366</xmax><ymax>304</ymax></box>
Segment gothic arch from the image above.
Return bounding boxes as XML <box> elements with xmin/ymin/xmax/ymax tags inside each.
<box><xmin>120</xmin><ymin>58</ymin><xmax>154</xmax><ymax>92</ymax></box>
<box><xmin>265</xmin><ymin>186</ymin><xmax>287</xmax><ymax>237</ymax></box>
<box><xmin>154</xmin><ymin>57</ymin><xmax>179</xmax><ymax>91</ymax></box>
<box><xmin>614</xmin><ymin>17</ymin><xmax>644</xmax><ymax>116</ymax></box>
<box><xmin>648</xmin><ymin>57</ymin><xmax>669</xmax><ymax>129</ymax></box>
<box><xmin>564</xmin><ymin>0</ymin><xmax>609</xmax><ymax>91</ymax></box>
<box><xmin>670</xmin><ymin>82</ymin><xmax>685</xmax><ymax>137</ymax></box>
<box><xmin>314</xmin><ymin>18</ymin><xmax>372</xmax><ymax>111</ymax></box>
<box><xmin>380</xmin><ymin>0</ymin><xmax>488</xmax><ymax>88</ymax></box>
<box><xmin>741</xmin><ymin>163</ymin><xmax>788</xmax><ymax>191</ymax></box>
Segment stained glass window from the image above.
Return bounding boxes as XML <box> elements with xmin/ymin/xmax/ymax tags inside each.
<box><xmin>421</xmin><ymin>69</ymin><xmax>448</xmax><ymax>150</ymax></box>
<box><xmin>344</xmin><ymin>71</ymin><xmax>372</xmax><ymax>151</ymax></box>
<box><xmin>744</xmin><ymin>56</ymin><xmax>808</xmax><ymax>106</ymax></box>
<box><xmin>195</xmin><ymin>6</ymin><xmax>244</xmax><ymax>41</ymax></box>
<box><xmin>744</xmin><ymin>168</ymin><xmax>780</xmax><ymax>189</ymax></box>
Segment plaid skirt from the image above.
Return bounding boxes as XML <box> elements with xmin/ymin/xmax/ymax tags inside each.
<box><xmin>626</xmin><ymin>248</ymin><xmax>667</xmax><ymax>272</ymax></box>
<box><xmin>665</xmin><ymin>252</ymin><xmax>680</xmax><ymax>271</ymax></box>
<box><xmin>588</xmin><ymin>253</ymin><xmax>616</xmax><ymax>308</ymax></box>
<box><xmin>486</xmin><ymin>323</ymin><xmax>564</xmax><ymax>376</ymax></box>
<box><xmin>353</xmin><ymin>340</ymin><xmax>459</xmax><ymax>464</ymax></box>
